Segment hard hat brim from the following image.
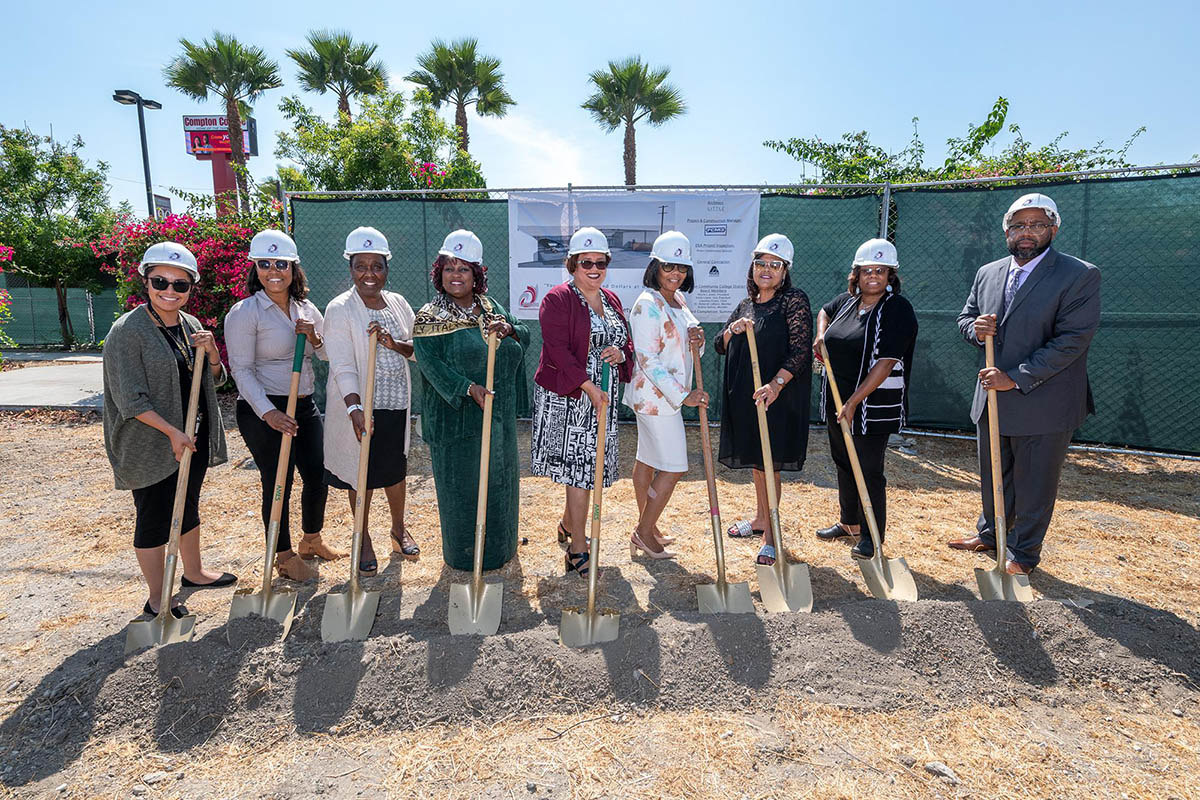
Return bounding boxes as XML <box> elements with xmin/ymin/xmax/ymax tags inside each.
<box><xmin>343</xmin><ymin>250</ymin><xmax>392</xmax><ymax>259</ymax></box>
<box><xmin>437</xmin><ymin>248</ymin><xmax>482</xmax><ymax>263</ymax></box>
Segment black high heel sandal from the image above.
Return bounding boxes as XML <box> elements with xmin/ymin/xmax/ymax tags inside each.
<box><xmin>557</xmin><ymin>522</ymin><xmax>572</xmax><ymax>544</ymax></box>
<box><xmin>564</xmin><ymin>549</ymin><xmax>590</xmax><ymax>578</ymax></box>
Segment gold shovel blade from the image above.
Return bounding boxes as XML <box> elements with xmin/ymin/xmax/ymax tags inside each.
<box><xmin>229</xmin><ymin>586</ymin><xmax>299</xmax><ymax>639</ymax></box>
<box><xmin>124</xmin><ymin>611</ymin><xmax>198</xmax><ymax>656</ymax></box>
<box><xmin>756</xmin><ymin>561</ymin><xmax>814</xmax><ymax>613</ymax></box>
<box><xmin>857</xmin><ymin>554</ymin><xmax>920</xmax><ymax>602</ymax></box>
<box><xmin>320</xmin><ymin>586</ymin><xmax>380</xmax><ymax>642</ymax></box>
<box><xmin>447</xmin><ymin>580</ymin><xmax>503</xmax><ymax>636</ymax></box>
<box><xmin>559</xmin><ymin>607</ymin><xmax>620</xmax><ymax>648</ymax></box>
<box><xmin>696</xmin><ymin>580</ymin><xmax>755</xmax><ymax>614</ymax></box>
<box><xmin>974</xmin><ymin>566</ymin><xmax>1034</xmax><ymax>602</ymax></box>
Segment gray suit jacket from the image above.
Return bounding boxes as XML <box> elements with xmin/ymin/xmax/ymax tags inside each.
<box><xmin>956</xmin><ymin>247</ymin><xmax>1101</xmax><ymax>436</ymax></box>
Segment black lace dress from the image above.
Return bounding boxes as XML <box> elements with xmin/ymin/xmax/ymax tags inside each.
<box><xmin>715</xmin><ymin>287</ymin><xmax>813</xmax><ymax>471</ymax></box>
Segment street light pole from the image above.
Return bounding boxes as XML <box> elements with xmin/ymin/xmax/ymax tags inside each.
<box><xmin>113</xmin><ymin>90</ymin><xmax>162</xmax><ymax>219</ymax></box>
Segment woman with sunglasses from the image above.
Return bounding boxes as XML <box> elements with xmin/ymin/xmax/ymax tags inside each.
<box><xmin>531</xmin><ymin>227</ymin><xmax>634</xmax><ymax>578</ymax></box>
<box><xmin>812</xmin><ymin>239</ymin><xmax>917</xmax><ymax>558</ymax></box>
<box><xmin>622</xmin><ymin>231</ymin><xmax>708</xmax><ymax>560</ymax></box>
<box><xmin>323</xmin><ymin>226</ymin><xmax>420</xmax><ymax>576</ymax></box>
<box><xmin>715</xmin><ymin>234</ymin><xmax>813</xmax><ymax>567</ymax></box>
<box><xmin>224</xmin><ymin>230</ymin><xmax>340</xmax><ymax>582</ymax></box>
<box><xmin>102</xmin><ymin>242</ymin><xmax>237</xmax><ymax>619</ymax></box>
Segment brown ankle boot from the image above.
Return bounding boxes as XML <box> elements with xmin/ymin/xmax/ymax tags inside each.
<box><xmin>275</xmin><ymin>552</ymin><xmax>317</xmax><ymax>582</ymax></box>
<box><xmin>297</xmin><ymin>534</ymin><xmax>345</xmax><ymax>561</ymax></box>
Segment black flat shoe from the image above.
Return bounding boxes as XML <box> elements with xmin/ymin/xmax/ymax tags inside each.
<box><xmin>850</xmin><ymin>536</ymin><xmax>877</xmax><ymax>560</ymax></box>
<box><xmin>816</xmin><ymin>523</ymin><xmax>854</xmax><ymax>540</ymax></box>
<box><xmin>180</xmin><ymin>572</ymin><xmax>238</xmax><ymax>589</ymax></box>
<box><xmin>143</xmin><ymin>601</ymin><xmax>188</xmax><ymax>618</ymax></box>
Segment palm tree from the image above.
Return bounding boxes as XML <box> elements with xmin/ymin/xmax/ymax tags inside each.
<box><xmin>286</xmin><ymin>30</ymin><xmax>387</xmax><ymax>122</ymax></box>
<box><xmin>406</xmin><ymin>38</ymin><xmax>514</xmax><ymax>153</ymax></box>
<box><xmin>164</xmin><ymin>32</ymin><xmax>282</xmax><ymax>212</ymax></box>
<box><xmin>582</xmin><ymin>57</ymin><xmax>686</xmax><ymax>186</ymax></box>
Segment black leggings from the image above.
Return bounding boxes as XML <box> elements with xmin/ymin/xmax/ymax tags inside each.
<box><xmin>236</xmin><ymin>396</ymin><xmax>327</xmax><ymax>552</ymax></box>
<box><xmin>825</xmin><ymin>420</ymin><xmax>890</xmax><ymax>540</ymax></box>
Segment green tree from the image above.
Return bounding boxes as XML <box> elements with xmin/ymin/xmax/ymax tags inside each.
<box><xmin>765</xmin><ymin>97</ymin><xmax>1145</xmax><ymax>187</ymax></box>
<box><xmin>582</xmin><ymin>57</ymin><xmax>687</xmax><ymax>187</ymax></box>
<box><xmin>286</xmin><ymin>30</ymin><xmax>388</xmax><ymax>122</ymax></box>
<box><xmin>274</xmin><ymin>88</ymin><xmax>485</xmax><ymax>194</ymax></box>
<box><xmin>163</xmin><ymin>32</ymin><xmax>282</xmax><ymax>213</ymax></box>
<box><xmin>406</xmin><ymin>37</ymin><xmax>515</xmax><ymax>153</ymax></box>
<box><xmin>0</xmin><ymin>127</ymin><xmax>118</xmax><ymax>346</ymax></box>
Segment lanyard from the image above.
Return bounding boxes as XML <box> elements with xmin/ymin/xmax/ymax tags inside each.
<box><xmin>145</xmin><ymin>304</ymin><xmax>194</xmax><ymax>370</ymax></box>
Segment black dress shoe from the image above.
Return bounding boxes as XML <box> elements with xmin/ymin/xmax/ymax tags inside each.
<box><xmin>850</xmin><ymin>536</ymin><xmax>875</xmax><ymax>560</ymax></box>
<box><xmin>816</xmin><ymin>523</ymin><xmax>854</xmax><ymax>540</ymax></box>
<box><xmin>180</xmin><ymin>572</ymin><xmax>238</xmax><ymax>589</ymax></box>
<box><xmin>143</xmin><ymin>601</ymin><xmax>189</xmax><ymax>618</ymax></box>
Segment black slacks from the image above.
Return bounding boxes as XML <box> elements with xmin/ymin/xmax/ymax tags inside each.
<box><xmin>825</xmin><ymin>421</ymin><xmax>890</xmax><ymax>540</ymax></box>
<box><xmin>236</xmin><ymin>396</ymin><xmax>327</xmax><ymax>552</ymax></box>
<box><xmin>975</xmin><ymin>408</ymin><xmax>1073</xmax><ymax>569</ymax></box>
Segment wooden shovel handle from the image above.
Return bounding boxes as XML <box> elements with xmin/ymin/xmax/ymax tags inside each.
<box><xmin>471</xmin><ymin>331</ymin><xmax>499</xmax><ymax>583</ymax></box>
<box><xmin>984</xmin><ymin>335</ymin><xmax>1006</xmax><ymax>568</ymax></box>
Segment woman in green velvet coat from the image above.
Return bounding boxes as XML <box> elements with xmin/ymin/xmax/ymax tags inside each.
<box><xmin>413</xmin><ymin>230</ymin><xmax>529</xmax><ymax>571</ymax></box>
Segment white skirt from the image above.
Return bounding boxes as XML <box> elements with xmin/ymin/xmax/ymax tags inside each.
<box><xmin>634</xmin><ymin>411</ymin><xmax>688</xmax><ymax>472</ymax></box>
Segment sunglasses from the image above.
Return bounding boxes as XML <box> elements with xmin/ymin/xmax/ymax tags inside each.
<box><xmin>148</xmin><ymin>276</ymin><xmax>193</xmax><ymax>293</ymax></box>
<box><xmin>577</xmin><ymin>259</ymin><xmax>608</xmax><ymax>270</ymax></box>
<box><xmin>659</xmin><ymin>263</ymin><xmax>690</xmax><ymax>274</ymax></box>
<box><xmin>256</xmin><ymin>259</ymin><xmax>292</xmax><ymax>272</ymax></box>
<box><xmin>858</xmin><ymin>266</ymin><xmax>890</xmax><ymax>276</ymax></box>
<box><xmin>752</xmin><ymin>259</ymin><xmax>785</xmax><ymax>271</ymax></box>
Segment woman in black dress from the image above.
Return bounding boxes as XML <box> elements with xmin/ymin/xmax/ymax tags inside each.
<box><xmin>813</xmin><ymin>238</ymin><xmax>918</xmax><ymax>558</ymax></box>
<box><xmin>715</xmin><ymin>233</ymin><xmax>812</xmax><ymax>567</ymax></box>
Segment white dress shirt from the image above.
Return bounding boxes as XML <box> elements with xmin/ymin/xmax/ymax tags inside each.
<box><xmin>1006</xmin><ymin>247</ymin><xmax>1050</xmax><ymax>295</ymax></box>
<box><xmin>224</xmin><ymin>290</ymin><xmax>327</xmax><ymax>418</ymax></box>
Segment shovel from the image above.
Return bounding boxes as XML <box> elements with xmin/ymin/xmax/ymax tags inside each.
<box><xmin>745</xmin><ymin>325</ymin><xmax>813</xmax><ymax>613</ymax></box>
<box><xmin>975</xmin><ymin>335</ymin><xmax>1034</xmax><ymax>603</ymax></box>
<box><xmin>125</xmin><ymin>348</ymin><xmax>206</xmax><ymax>655</ymax></box>
<box><xmin>819</xmin><ymin>343</ymin><xmax>918</xmax><ymax>601</ymax></box>
<box><xmin>691</xmin><ymin>341</ymin><xmax>754</xmax><ymax>614</ymax></box>
<box><xmin>448</xmin><ymin>330</ymin><xmax>503</xmax><ymax>635</ymax></box>
<box><xmin>560</xmin><ymin>362</ymin><xmax>620</xmax><ymax>647</ymax></box>
<box><xmin>229</xmin><ymin>333</ymin><xmax>307</xmax><ymax>638</ymax></box>
<box><xmin>321</xmin><ymin>329</ymin><xmax>383</xmax><ymax>642</ymax></box>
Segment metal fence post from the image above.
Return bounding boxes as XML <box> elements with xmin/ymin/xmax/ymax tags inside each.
<box><xmin>86</xmin><ymin>291</ymin><xmax>96</xmax><ymax>345</ymax></box>
<box><xmin>279</xmin><ymin>179</ymin><xmax>290</xmax><ymax>234</ymax></box>
<box><xmin>879</xmin><ymin>181</ymin><xmax>892</xmax><ymax>239</ymax></box>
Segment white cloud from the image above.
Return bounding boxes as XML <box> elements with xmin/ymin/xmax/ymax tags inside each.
<box><xmin>470</xmin><ymin>112</ymin><xmax>592</xmax><ymax>188</ymax></box>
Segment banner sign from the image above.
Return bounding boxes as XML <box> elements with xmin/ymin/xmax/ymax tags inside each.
<box><xmin>182</xmin><ymin>116</ymin><xmax>258</xmax><ymax>157</ymax></box>
<box><xmin>507</xmin><ymin>191</ymin><xmax>761</xmax><ymax>322</ymax></box>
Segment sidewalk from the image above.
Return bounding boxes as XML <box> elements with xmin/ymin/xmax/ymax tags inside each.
<box><xmin>1</xmin><ymin>350</ymin><xmax>103</xmax><ymax>363</ymax></box>
<box><xmin>0</xmin><ymin>362</ymin><xmax>103</xmax><ymax>410</ymax></box>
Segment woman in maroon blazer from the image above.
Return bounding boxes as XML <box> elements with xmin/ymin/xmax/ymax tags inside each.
<box><xmin>531</xmin><ymin>227</ymin><xmax>634</xmax><ymax>577</ymax></box>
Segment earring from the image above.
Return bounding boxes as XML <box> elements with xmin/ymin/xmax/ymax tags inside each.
<box><xmin>886</xmin><ymin>284</ymin><xmax>894</xmax><ymax>293</ymax></box>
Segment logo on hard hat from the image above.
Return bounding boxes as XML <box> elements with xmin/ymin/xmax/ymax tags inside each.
<box><xmin>363</xmin><ymin>239</ymin><xmax>372</xmax><ymax>247</ymax></box>
<box><xmin>770</xmin><ymin>243</ymin><xmax>779</xmax><ymax>251</ymax></box>
<box><xmin>674</xmin><ymin>248</ymin><xmax>683</xmax><ymax>257</ymax></box>
<box><xmin>268</xmin><ymin>243</ymin><xmax>278</xmax><ymax>253</ymax></box>
<box><xmin>875</xmin><ymin>250</ymin><xmax>884</xmax><ymax>259</ymax></box>
<box><xmin>454</xmin><ymin>243</ymin><xmax>464</xmax><ymax>252</ymax></box>
<box><xmin>1022</xmin><ymin>198</ymin><xmax>1034</xmax><ymax>206</ymax></box>
<box><xmin>169</xmin><ymin>252</ymin><xmax>181</xmax><ymax>260</ymax></box>
<box><xmin>584</xmin><ymin>238</ymin><xmax>592</xmax><ymax>246</ymax></box>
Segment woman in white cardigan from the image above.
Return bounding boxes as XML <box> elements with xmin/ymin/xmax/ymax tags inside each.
<box><xmin>622</xmin><ymin>232</ymin><xmax>709</xmax><ymax>560</ymax></box>
<box><xmin>323</xmin><ymin>227</ymin><xmax>420</xmax><ymax>576</ymax></box>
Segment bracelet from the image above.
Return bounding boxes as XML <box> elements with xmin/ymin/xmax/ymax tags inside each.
<box><xmin>465</xmin><ymin>383</ymin><xmax>474</xmax><ymax>397</ymax></box>
<box><xmin>346</xmin><ymin>403</ymin><xmax>363</xmax><ymax>415</ymax></box>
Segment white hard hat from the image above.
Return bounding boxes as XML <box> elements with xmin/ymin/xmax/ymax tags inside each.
<box><xmin>249</xmin><ymin>229</ymin><xmax>299</xmax><ymax>261</ymax></box>
<box><xmin>753</xmin><ymin>233</ymin><xmax>794</xmax><ymax>265</ymax></box>
<box><xmin>568</xmin><ymin>227</ymin><xmax>610</xmax><ymax>256</ymax></box>
<box><xmin>438</xmin><ymin>229</ymin><xmax>483</xmax><ymax>264</ymax></box>
<box><xmin>1003</xmin><ymin>193</ymin><xmax>1061</xmax><ymax>231</ymax></box>
<box><xmin>343</xmin><ymin>226</ymin><xmax>391</xmax><ymax>260</ymax></box>
<box><xmin>852</xmin><ymin>238</ymin><xmax>899</xmax><ymax>269</ymax></box>
<box><xmin>651</xmin><ymin>231</ymin><xmax>692</xmax><ymax>267</ymax></box>
<box><xmin>139</xmin><ymin>241</ymin><xmax>199</xmax><ymax>282</ymax></box>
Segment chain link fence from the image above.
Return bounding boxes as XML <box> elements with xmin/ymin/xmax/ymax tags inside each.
<box><xmin>1</xmin><ymin>273</ymin><xmax>117</xmax><ymax>347</ymax></box>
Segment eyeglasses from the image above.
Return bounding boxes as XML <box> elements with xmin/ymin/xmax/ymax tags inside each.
<box><xmin>752</xmin><ymin>259</ymin><xmax>785</xmax><ymax>271</ymax></box>
<box><xmin>577</xmin><ymin>259</ymin><xmax>608</xmax><ymax>270</ymax></box>
<box><xmin>858</xmin><ymin>266</ymin><xmax>890</xmax><ymax>276</ymax></box>
<box><xmin>1007</xmin><ymin>222</ymin><xmax>1054</xmax><ymax>233</ymax></box>
<box><xmin>256</xmin><ymin>259</ymin><xmax>292</xmax><ymax>272</ymax></box>
<box><xmin>659</xmin><ymin>263</ymin><xmax>689</xmax><ymax>274</ymax></box>
<box><xmin>148</xmin><ymin>276</ymin><xmax>193</xmax><ymax>293</ymax></box>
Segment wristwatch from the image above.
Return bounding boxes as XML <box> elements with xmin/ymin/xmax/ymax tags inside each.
<box><xmin>346</xmin><ymin>403</ymin><xmax>363</xmax><ymax>415</ymax></box>
<box><xmin>774</xmin><ymin>376</ymin><xmax>785</xmax><ymax>387</ymax></box>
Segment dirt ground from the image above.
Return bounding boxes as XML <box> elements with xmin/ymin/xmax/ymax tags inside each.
<box><xmin>0</xmin><ymin>404</ymin><xmax>1197</xmax><ymax>799</ymax></box>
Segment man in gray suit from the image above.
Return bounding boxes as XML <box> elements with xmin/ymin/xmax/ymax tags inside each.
<box><xmin>948</xmin><ymin>193</ymin><xmax>1102</xmax><ymax>574</ymax></box>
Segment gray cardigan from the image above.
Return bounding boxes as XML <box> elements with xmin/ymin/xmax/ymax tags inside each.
<box><xmin>102</xmin><ymin>305</ymin><xmax>228</xmax><ymax>490</ymax></box>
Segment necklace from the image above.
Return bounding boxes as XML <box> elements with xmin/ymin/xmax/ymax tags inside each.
<box><xmin>145</xmin><ymin>304</ymin><xmax>194</xmax><ymax>370</ymax></box>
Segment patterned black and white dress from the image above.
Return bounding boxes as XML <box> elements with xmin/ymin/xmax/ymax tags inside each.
<box><xmin>530</xmin><ymin>285</ymin><xmax>628</xmax><ymax>489</ymax></box>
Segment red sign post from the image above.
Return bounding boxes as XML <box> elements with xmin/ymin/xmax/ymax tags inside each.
<box><xmin>182</xmin><ymin>115</ymin><xmax>258</xmax><ymax>216</ymax></box>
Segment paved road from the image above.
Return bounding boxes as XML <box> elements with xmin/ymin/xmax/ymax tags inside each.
<box><xmin>0</xmin><ymin>363</ymin><xmax>103</xmax><ymax>410</ymax></box>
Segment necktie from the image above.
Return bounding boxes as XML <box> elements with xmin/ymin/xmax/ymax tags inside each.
<box><xmin>1004</xmin><ymin>267</ymin><xmax>1024</xmax><ymax>312</ymax></box>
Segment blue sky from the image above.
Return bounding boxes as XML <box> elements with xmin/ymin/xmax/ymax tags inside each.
<box><xmin>6</xmin><ymin>0</ymin><xmax>1198</xmax><ymax>212</ymax></box>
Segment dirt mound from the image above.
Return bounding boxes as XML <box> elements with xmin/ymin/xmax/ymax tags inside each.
<box><xmin>3</xmin><ymin>595</ymin><xmax>1196</xmax><ymax>788</ymax></box>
